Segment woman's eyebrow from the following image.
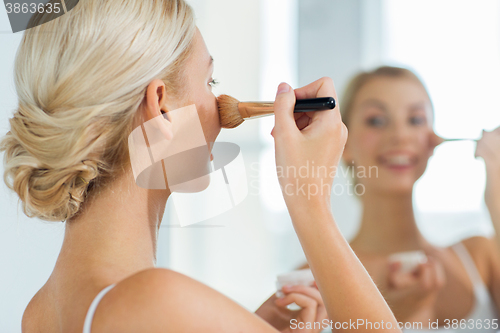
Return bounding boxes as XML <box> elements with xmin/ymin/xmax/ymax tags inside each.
<box><xmin>359</xmin><ymin>99</ymin><xmax>387</xmax><ymax>112</ymax></box>
<box><xmin>409</xmin><ymin>102</ymin><xmax>429</xmax><ymax>111</ymax></box>
<box><xmin>409</xmin><ymin>102</ymin><xmax>433</xmax><ymax>121</ymax></box>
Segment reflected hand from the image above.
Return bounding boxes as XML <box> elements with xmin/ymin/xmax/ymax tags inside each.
<box><xmin>256</xmin><ymin>285</ymin><xmax>327</xmax><ymax>333</ymax></box>
<box><xmin>475</xmin><ymin>127</ymin><xmax>500</xmax><ymax>209</ymax></box>
<box><xmin>384</xmin><ymin>256</ymin><xmax>445</xmax><ymax>325</ymax></box>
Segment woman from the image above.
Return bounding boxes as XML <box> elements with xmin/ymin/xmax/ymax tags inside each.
<box><xmin>0</xmin><ymin>1</ymin><xmax>401</xmax><ymax>332</ymax></box>
<box><xmin>337</xmin><ymin>66</ymin><xmax>500</xmax><ymax>330</ymax></box>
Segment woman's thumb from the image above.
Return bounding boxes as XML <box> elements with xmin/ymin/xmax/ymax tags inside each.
<box><xmin>273</xmin><ymin>82</ymin><xmax>297</xmax><ymax>133</ymax></box>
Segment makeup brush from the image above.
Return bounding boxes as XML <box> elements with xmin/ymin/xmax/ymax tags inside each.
<box><xmin>217</xmin><ymin>94</ymin><xmax>336</xmax><ymax>129</ymax></box>
<box><xmin>442</xmin><ymin>138</ymin><xmax>479</xmax><ymax>142</ymax></box>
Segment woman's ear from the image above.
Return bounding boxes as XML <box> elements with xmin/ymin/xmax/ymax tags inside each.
<box><xmin>142</xmin><ymin>79</ymin><xmax>173</xmax><ymax>141</ymax></box>
<box><xmin>143</xmin><ymin>79</ymin><xmax>169</xmax><ymax>121</ymax></box>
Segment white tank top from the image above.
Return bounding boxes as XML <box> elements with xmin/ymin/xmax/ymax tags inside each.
<box><xmin>82</xmin><ymin>284</ymin><xmax>116</xmax><ymax>333</ymax></box>
<box><xmin>404</xmin><ymin>242</ymin><xmax>499</xmax><ymax>333</ymax></box>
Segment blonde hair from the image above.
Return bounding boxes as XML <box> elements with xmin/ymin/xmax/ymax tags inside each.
<box><xmin>341</xmin><ymin>66</ymin><xmax>433</xmax><ymax>128</ymax></box>
<box><xmin>0</xmin><ymin>0</ymin><xmax>196</xmax><ymax>222</ymax></box>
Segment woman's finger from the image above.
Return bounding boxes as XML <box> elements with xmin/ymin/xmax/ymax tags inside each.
<box><xmin>294</xmin><ymin>77</ymin><xmax>337</xmax><ymax>100</ymax></box>
<box><xmin>294</xmin><ymin>77</ymin><xmax>341</xmax><ymax>126</ymax></box>
<box><xmin>425</xmin><ymin>256</ymin><xmax>445</xmax><ymax>289</ymax></box>
<box><xmin>284</xmin><ymin>286</ymin><xmax>328</xmax><ymax>323</ymax></box>
<box><xmin>273</xmin><ymin>82</ymin><xmax>298</xmax><ymax>134</ymax></box>
<box><xmin>434</xmin><ymin>259</ymin><xmax>446</xmax><ymax>288</ymax></box>
<box><xmin>387</xmin><ymin>263</ymin><xmax>419</xmax><ymax>289</ymax></box>
<box><xmin>282</xmin><ymin>285</ymin><xmax>324</xmax><ymax>305</ymax></box>
<box><xmin>295</xmin><ymin>114</ymin><xmax>311</xmax><ymax>130</ymax></box>
<box><xmin>275</xmin><ymin>292</ymin><xmax>318</xmax><ymax>323</ymax></box>
<box><xmin>416</xmin><ymin>256</ymin><xmax>443</xmax><ymax>291</ymax></box>
<box><xmin>315</xmin><ymin>302</ymin><xmax>328</xmax><ymax>323</ymax></box>
<box><xmin>476</xmin><ymin>129</ymin><xmax>500</xmax><ymax>163</ymax></box>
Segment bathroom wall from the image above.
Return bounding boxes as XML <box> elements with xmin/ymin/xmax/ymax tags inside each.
<box><xmin>1</xmin><ymin>1</ymin><xmax>499</xmax><ymax>332</ymax></box>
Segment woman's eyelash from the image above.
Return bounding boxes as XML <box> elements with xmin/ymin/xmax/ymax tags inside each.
<box><xmin>209</xmin><ymin>78</ymin><xmax>219</xmax><ymax>87</ymax></box>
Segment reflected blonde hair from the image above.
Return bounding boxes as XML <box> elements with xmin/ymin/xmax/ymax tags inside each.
<box><xmin>0</xmin><ymin>0</ymin><xmax>196</xmax><ymax>222</ymax></box>
<box><xmin>341</xmin><ymin>66</ymin><xmax>433</xmax><ymax>128</ymax></box>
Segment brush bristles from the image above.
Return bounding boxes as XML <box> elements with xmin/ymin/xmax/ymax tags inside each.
<box><xmin>217</xmin><ymin>94</ymin><xmax>244</xmax><ymax>129</ymax></box>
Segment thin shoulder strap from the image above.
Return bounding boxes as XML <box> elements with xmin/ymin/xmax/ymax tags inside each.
<box><xmin>451</xmin><ymin>242</ymin><xmax>484</xmax><ymax>287</ymax></box>
<box><xmin>82</xmin><ymin>284</ymin><xmax>116</xmax><ymax>333</ymax></box>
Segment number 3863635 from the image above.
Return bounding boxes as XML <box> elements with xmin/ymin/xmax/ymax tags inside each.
<box><xmin>5</xmin><ymin>2</ymin><xmax>62</xmax><ymax>14</ymax></box>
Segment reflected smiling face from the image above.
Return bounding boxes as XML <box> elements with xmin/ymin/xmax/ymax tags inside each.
<box><xmin>342</xmin><ymin>77</ymin><xmax>438</xmax><ymax>194</ymax></box>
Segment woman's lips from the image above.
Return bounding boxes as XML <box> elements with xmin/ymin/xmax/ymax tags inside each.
<box><xmin>377</xmin><ymin>153</ymin><xmax>418</xmax><ymax>171</ymax></box>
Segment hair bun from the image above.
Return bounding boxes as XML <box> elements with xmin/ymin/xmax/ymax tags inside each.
<box><xmin>1</xmin><ymin>127</ymin><xmax>99</xmax><ymax>221</ymax></box>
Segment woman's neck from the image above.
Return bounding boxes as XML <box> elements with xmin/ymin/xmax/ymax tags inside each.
<box><xmin>350</xmin><ymin>188</ymin><xmax>430</xmax><ymax>255</ymax></box>
<box><xmin>54</xmin><ymin>170</ymin><xmax>170</xmax><ymax>284</ymax></box>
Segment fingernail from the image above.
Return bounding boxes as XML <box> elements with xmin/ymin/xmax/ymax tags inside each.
<box><xmin>276</xmin><ymin>82</ymin><xmax>290</xmax><ymax>96</ymax></box>
<box><xmin>283</xmin><ymin>285</ymin><xmax>292</xmax><ymax>291</ymax></box>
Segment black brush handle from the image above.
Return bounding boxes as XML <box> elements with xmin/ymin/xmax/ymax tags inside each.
<box><xmin>293</xmin><ymin>97</ymin><xmax>336</xmax><ymax>113</ymax></box>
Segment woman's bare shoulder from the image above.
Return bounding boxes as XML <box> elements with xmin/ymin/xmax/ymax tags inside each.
<box><xmin>459</xmin><ymin>235</ymin><xmax>496</xmax><ymax>261</ymax></box>
<box><xmin>451</xmin><ymin>236</ymin><xmax>497</xmax><ymax>285</ymax></box>
<box><xmin>91</xmin><ymin>268</ymin><xmax>276</xmax><ymax>333</ymax></box>
<box><xmin>22</xmin><ymin>288</ymin><xmax>49</xmax><ymax>333</ymax></box>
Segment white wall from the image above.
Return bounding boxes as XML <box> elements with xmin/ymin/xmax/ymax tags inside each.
<box><xmin>0</xmin><ymin>7</ymin><xmax>67</xmax><ymax>333</ymax></box>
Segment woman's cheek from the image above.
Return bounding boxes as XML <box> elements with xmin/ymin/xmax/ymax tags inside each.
<box><xmin>194</xmin><ymin>94</ymin><xmax>219</xmax><ymax>143</ymax></box>
<box><xmin>360</xmin><ymin>131</ymin><xmax>380</xmax><ymax>151</ymax></box>
<box><xmin>355</xmin><ymin>132</ymin><xmax>380</xmax><ymax>166</ymax></box>
<box><xmin>414</xmin><ymin>133</ymin><xmax>432</xmax><ymax>177</ymax></box>
<box><xmin>208</xmin><ymin>99</ymin><xmax>220</xmax><ymax>140</ymax></box>
<box><xmin>416</xmin><ymin>132</ymin><xmax>433</xmax><ymax>157</ymax></box>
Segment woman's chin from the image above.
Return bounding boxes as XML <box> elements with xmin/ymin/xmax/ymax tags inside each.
<box><xmin>366</xmin><ymin>177</ymin><xmax>416</xmax><ymax>195</ymax></box>
<box><xmin>379</xmin><ymin>182</ymin><xmax>415</xmax><ymax>195</ymax></box>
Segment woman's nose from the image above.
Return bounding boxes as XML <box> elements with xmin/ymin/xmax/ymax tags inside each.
<box><xmin>387</xmin><ymin>121</ymin><xmax>412</xmax><ymax>145</ymax></box>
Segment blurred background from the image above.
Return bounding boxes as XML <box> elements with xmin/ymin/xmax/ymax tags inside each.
<box><xmin>1</xmin><ymin>0</ymin><xmax>500</xmax><ymax>331</ymax></box>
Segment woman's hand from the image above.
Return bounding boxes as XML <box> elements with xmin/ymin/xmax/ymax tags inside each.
<box><xmin>258</xmin><ymin>285</ymin><xmax>327</xmax><ymax>333</ymax></box>
<box><xmin>271</xmin><ymin>78</ymin><xmax>348</xmax><ymax>209</ymax></box>
<box><xmin>476</xmin><ymin>127</ymin><xmax>500</xmax><ymax>250</ymax></box>
<box><xmin>384</xmin><ymin>257</ymin><xmax>445</xmax><ymax>325</ymax></box>
<box><xmin>475</xmin><ymin>127</ymin><xmax>500</xmax><ymax>210</ymax></box>
<box><xmin>255</xmin><ymin>285</ymin><xmax>326</xmax><ymax>332</ymax></box>
<box><xmin>255</xmin><ymin>293</ymin><xmax>291</xmax><ymax>330</ymax></box>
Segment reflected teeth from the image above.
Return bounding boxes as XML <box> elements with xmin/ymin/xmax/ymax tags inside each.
<box><xmin>387</xmin><ymin>155</ymin><xmax>411</xmax><ymax>166</ymax></box>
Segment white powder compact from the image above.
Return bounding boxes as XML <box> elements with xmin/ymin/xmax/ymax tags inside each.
<box><xmin>276</xmin><ymin>268</ymin><xmax>315</xmax><ymax>298</ymax></box>
<box><xmin>388</xmin><ymin>250</ymin><xmax>428</xmax><ymax>273</ymax></box>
